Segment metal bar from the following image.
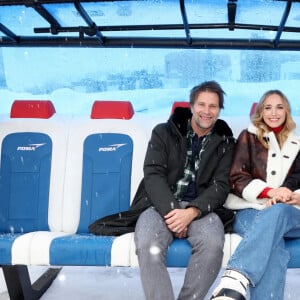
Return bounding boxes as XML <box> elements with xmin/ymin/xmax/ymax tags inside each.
<box><xmin>0</xmin><ymin>0</ymin><xmax>133</xmax><ymax>4</ymax></box>
<box><xmin>2</xmin><ymin>36</ymin><xmax>300</xmax><ymax>50</ymax></box>
<box><xmin>1</xmin><ymin>265</ymin><xmax>61</xmax><ymax>300</ymax></box>
<box><xmin>29</xmin><ymin>3</ymin><xmax>61</xmax><ymax>34</ymax></box>
<box><xmin>274</xmin><ymin>0</ymin><xmax>293</xmax><ymax>46</ymax></box>
<box><xmin>34</xmin><ymin>23</ymin><xmax>300</xmax><ymax>34</ymax></box>
<box><xmin>227</xmin><ymin>0</ymin><xmax>237</xmax><ymax>31</ymax></box>
<box><xmin>0</xmin><ymin>0</ymin><xmax>299</xmax><ymax>5</ymax></box>
<box><xmin>0</xmin><ymin>23</ymin><xmax>19</xmax><ymax>42</ymax></box>
<box><xmin>74</xmin><ymin>0</ymin><xmax>104</xmax><ymax>44</ymax></box>
<box><xmin>179</xmin><ymin>0</ymin><xmax>192</xmax><ymax>46</ymax></box>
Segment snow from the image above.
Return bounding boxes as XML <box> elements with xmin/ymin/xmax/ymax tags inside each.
<box><xmin>0</xmin><ymin>266</ymin><xmax>300</xmax><ymax>299</ymax></box>
<box><xmin>1</xmin><ymin>80</ymin><xmax>300</xmax><ymax>138</ymax></box>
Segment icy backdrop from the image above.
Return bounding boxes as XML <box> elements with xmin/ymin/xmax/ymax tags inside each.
<box><xmin>1</xmin><ymin>79</ymin><xmax>300</xmax><ymax>138</ymax></box>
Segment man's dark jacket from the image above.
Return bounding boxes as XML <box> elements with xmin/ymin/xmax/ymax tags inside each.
<box><xmin>89</xmin><ymin>107</ymin><xmax>236</xmax><ymax>235</ymax></box>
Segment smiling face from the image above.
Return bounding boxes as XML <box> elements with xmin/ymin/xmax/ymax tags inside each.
<box><xmin>262</xmin><ymin>93</ymin><xmax>287</xmax><ymax>129</ymax></box>
<box><xmin>190</xmin><ymin>91</ymin><xmax>220</xmax><ymax>136</ymax></box>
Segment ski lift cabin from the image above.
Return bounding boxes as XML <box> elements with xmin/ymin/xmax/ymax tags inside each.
<box><xmin>1</xmin><ymin>1</ymin><xmax>300</xmax><ymax>299</ymax></box>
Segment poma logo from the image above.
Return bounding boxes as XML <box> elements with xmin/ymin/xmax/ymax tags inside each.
<box><xmin>17</xmin><ymin>143</ymin><xmax>46</xmax><ymax>151</ymax></box>
<box><xmin>98</xmin><ymin>143</ymin><xmax>126</xmax><ymax>152</ymax></box>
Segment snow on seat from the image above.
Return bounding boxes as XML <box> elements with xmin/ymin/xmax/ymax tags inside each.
<box><xmin>0</xmin><ymin>100</ymin><xmax>68</xmax><ymax>266</ymax></box>
<box><xmin>49</xmin><ymin>100</ymin><xmax>148</xmax><ymax>266</ymax></box>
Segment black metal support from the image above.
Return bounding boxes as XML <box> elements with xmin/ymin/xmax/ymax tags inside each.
<box><xmin>227</xmin><ymin>0</ymin><xmax>237</xmax><ymax>31</ymax></box>
<box><xmin>179</xmin><ymin>0</ymin><xmax>192</xmax><ymax>46</ymax></box>
<box><xmin>1</xmin><ymin>265</ymin><xmax>62</xmax><ymax>300</ymax></box>
<box><xmin>274</xmin><ymin>0</ymin><xmax>292</xmax><ymax>46</ymax></box>
<box><xmin>74</xmin><ymin>0</ymin><xmax>104</xmax><ymax>44</ymax></box>
<box><xmin>29</xmin><ymin>3</ymin><xmax>62</xmax><ymax>35</ymax></box>
<box><xmin>0</xmin><ymin>23</ymin><xmax>19</xmax><ymax>42</ymax></box>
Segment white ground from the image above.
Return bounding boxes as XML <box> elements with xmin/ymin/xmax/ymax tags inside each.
<box><xmin>0</xmin><ymin>266</ymin><xmax>299</xmax><ymax>299</ymax></box>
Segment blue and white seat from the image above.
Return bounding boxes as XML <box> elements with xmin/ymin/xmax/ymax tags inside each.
<box><xmin>0</xmin><ymin>100</ymin><xmax>68</xmax><ymax>266</ymax></box>
<box><xmin>48</xmin><ymin>100</ymin><xmax>148</xmax><ymax>266</ymax></box>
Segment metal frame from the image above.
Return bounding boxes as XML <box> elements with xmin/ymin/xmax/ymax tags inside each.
<box><xmin>0</xmin><ymin>0</ymin><xmax>300</xmax><ymax>49</ymax></box>
<box><xmin>1</xmin><ymin>265</ymin><xmax>61</xmax><ymax>300</ymax></box>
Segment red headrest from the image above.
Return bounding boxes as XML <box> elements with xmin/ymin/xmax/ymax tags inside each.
<box><xmin>91</xmin><ymin>101</ymin><xmax>134</xmax><ymax>119</ymax></box>
<box><xmin>10</xmin><ymin>100</ymin><xmax>56</xmax><ymax>119</ymax></box>
<box><xmin>171</xmin><ymin>101</ymin><xmax>190</xmax><ymax>115</ymax></box>
<box><xmin>250</xmin><ymin>102</ymin><xmax>258</xmax><ymax>118</ymax></box>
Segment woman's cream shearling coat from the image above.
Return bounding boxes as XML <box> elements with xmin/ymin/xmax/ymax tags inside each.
<box><xmin>225</xmin><ymin>124</ymin><xmax>300</xmax><ymax>210</ymax></box>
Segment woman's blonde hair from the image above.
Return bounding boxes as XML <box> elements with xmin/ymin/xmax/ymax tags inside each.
<box><xmin>251</xmin><ymin>90</ymin><xmax>296</xmax><ymax>149</ymax></box>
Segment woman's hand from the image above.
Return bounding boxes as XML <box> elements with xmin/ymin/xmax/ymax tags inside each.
<box><xmin>266</xmin><ymin>198</ymin><xmax>278</xmax><ymax>207</ymax></box>
<box><xmin>266</xmin><ymin>189</ymin><xmax>300</xmax><ymax>207</ymax></box>
<box><xmin>267</xmin><ymin>187</ymin><xmax>293</xmax><ymax>201</ymax></box>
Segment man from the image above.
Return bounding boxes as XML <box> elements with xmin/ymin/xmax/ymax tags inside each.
<box><xmin>134</xmin><ymin>80</ymin><xmax>236</xmax><ymax>300</ymax></box>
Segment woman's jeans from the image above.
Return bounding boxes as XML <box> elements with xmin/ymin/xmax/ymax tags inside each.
<box><xmin>228</xmin><ymin>204</ymin><xmax>300</xmax><ymax>300</ymax></box>
<box><xmin>134</xmin><ymin>206</ymin><xmax>225</xmax><ymax>300</ymax></box>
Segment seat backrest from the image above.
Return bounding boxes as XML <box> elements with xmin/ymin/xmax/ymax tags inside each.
<box><xmin>10</xmin><ymin>100</ymin><xmax>56</xmax><ymax>119</ymax></box>
<box><xmin>0</xmin><ymin>100</ymin><xmax>67</xmax><ymax>233</ymax></box>
<box><xmin>171</xmin><ymin>101</ymin><xmax>190</xmax><ymax>115</ymax></box>
<box><xmin>250</xmin><ymin>102</ymin><xmax>258</xmax><ymax>118</ymax></box>
<box><xmin>91</xmin><ymin>101</ymin><xmax>134</xmax><ymax>119</ymax></box>
<box><xmin>80</xmin><ymin>133</ymin><xmax>133</xmax><ymax>232</ymax></box>
<box><xmin>62</xmin><ymin>101</ymin><xmax>148</xmax><ymax>233</ymax></box>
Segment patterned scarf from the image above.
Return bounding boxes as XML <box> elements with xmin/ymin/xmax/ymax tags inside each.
<box><xmin>173</xmin><ymin>120</ymin><xmax>211</xmax><ymax>201</ymax></box>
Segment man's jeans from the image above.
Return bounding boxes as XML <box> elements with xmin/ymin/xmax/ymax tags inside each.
<box><xmin>134</xmin><ymin>206</ymin><xmax>225</xmax><ymax>300</ymax></box>
<box><xmin>228</xmin><ymin>204</ymin><xmax>300</xmax><ymax>300</ymax></box>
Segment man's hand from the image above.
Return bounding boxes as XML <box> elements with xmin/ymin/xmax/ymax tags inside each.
<box><xmin>164</xmin><ymin>207</ymin><xmax>199</xmax><ymax>238</ymax></box>
<box><xmin>286</xmin><ymin>193</ymin><xmax>300</xmax><ymax>206</ymax></box>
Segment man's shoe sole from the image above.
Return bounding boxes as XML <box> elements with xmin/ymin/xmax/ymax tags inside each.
<box><xmin>210</xmin><ymin>288</ymin><xmax>246</xmax><ymax>300</ymax></box>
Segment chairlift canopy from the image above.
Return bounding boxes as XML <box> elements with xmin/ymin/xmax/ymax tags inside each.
<box><xmin>0</xmin><ymin>0</ymin><xmax>300</xmax><ymax>50</ymax></box>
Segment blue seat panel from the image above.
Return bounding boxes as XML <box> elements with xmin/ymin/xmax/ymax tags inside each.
<box><xmin>166</xmin><ymin>237</ymin><xmax>300</xmax><ymax>268</ymax></box>
<box><xmin>286</xmin><ymin>238</ymin><xmax>300</xmax><ymax>268</ymax></box>
<box><xmin>50</xmin><ymin>234</ymin><xmax>114</xmax><ymax>266</ymax></box>
<box><xmin>0</xmin><ymin>233</ymin><xmax>21</xmax><ymax>264</ymax></box>
<box><xmin>166</xmin><ymin>239</ymin><xmax>191</xmax><ymax>267</ymax></box>
<box><xmin>0</xmin><ymin>132</ymin><xmax>52</xmax><ymax>233</ymax></box>
<box><xmin>78</xmin><ymin>133</ymin><xmax>133</xmax><ymax>233</ymax></box>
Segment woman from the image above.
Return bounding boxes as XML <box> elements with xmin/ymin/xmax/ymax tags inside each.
<box><xmin>211</xmin><ymin>90</ymin><xmax>300</xmax><ymax>300</ymax></box>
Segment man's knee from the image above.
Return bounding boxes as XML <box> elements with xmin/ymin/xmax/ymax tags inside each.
<box><xmin>135</xmin><ymin>208</ymin><xmax>172</xmax><ymax>251</ymax></box>
<box><xmin>188</xmin><ymin>213</ymin><xmax>225</xmax><ymax>249</ymax></box>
